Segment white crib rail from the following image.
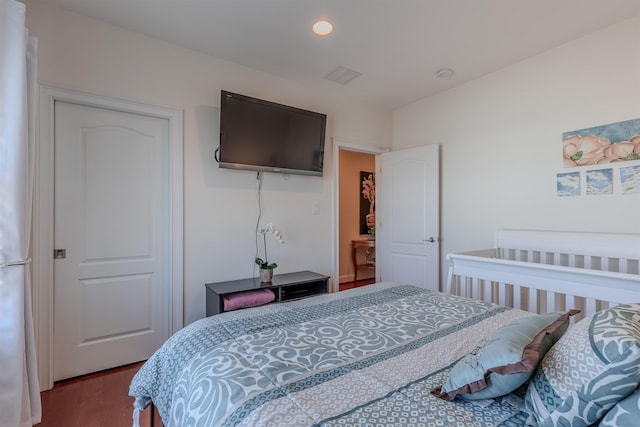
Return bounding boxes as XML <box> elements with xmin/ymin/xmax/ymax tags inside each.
<box><xmin>447</xmin><ymin>230</ymin><xmax>640</xmax><ymax>319</ymax></box>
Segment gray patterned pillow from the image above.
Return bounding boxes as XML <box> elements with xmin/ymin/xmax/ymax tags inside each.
<box><xmin>598</xmin><ymin>386</ymin><xmax>640</xmax><ymax>426</ymax></box>
<box><xmin>525</xmin><ymin>303</ymin><xmax>640</xmax><ymax>426</ymax></box>
<box><xmin>432</xmin><ymin>311</ymin><xmax>577</xmax><ymax>401</ymax></box>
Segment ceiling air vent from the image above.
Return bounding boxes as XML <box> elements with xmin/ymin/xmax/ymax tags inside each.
<box><xmin>323</xmin><ymin>66</ymin><xmax>362</xmax><ymax>85</ymax></box>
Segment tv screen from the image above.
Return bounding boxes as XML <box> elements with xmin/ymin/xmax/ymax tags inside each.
<box><xmin>218</xmin><ymin>90</ymin><xmax>327</xmax><ymax>176</ymax></box>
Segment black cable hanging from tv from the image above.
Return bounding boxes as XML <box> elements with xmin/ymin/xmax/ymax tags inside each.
<box><xmin>254</xmin><ymin>171</ymin><xmax>263</xmax><ymax>278</ymax></box>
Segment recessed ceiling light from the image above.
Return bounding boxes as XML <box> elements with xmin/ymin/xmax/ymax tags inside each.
<box><xmin>436</xmin><ymin>68</ymin><xmax>454</xmax><ymax>78</ymax></box>
<box><xmin>313</xmin><ymin>20</ymin><xmax>333</xmax><ymax>36</ymax></box>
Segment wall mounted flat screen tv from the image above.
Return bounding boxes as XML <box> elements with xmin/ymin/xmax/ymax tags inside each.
<box><xmin>218</xmin><ymin>90</ymin><xmax>327</xmax><ymax>176</ymax></box>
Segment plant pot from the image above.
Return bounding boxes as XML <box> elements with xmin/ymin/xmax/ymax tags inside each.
<box><xmin>259</xmin><ymin>268</ymin><xmax>274</xmax><ymax>283</ymax></box>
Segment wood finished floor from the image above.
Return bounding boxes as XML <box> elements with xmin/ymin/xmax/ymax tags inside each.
<box><xmin>339</xmin><ymin>277</ymin><xmax>375</xmax><ymax>291</ymax></box>
<box><xmin>39</xmin><ymin>362</ymin><xmax>160</xmax><ymax>427</ymax></box>
<box><xmin>39</xmin><ymin>279</ymin><xmax>375</xmax><ymax>426</ymax></box>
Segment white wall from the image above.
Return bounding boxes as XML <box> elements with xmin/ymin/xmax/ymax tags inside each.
<box><xmin>24</xmin><ymin>1</ymin><xmax>392</xmax><ymax>324</ymax></box>
<box><xmin>393</xmin><ymin>14</ymin><xmax>640</xmax><ymax>290</ymax></box>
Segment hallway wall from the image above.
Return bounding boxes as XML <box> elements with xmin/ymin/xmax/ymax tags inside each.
<box><xmin>338</xmin><ymin>150</ymin><xmax>375</xmax><ymax>282</ymax></box>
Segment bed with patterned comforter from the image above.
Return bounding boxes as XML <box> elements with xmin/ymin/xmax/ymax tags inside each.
<box><xmin>129</xmin><ymin>282</ymin><xmax>533</xmax><ymax>426</ymax></box>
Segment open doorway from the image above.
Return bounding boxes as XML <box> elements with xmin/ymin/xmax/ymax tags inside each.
<box><xmin>332</xmin><ymin>141</ymin><xmax>387</xmax><ymax>292</ymax></box>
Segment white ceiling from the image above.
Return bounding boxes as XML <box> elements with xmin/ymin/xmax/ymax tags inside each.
<box><xmin>39</xmin><ymin>0</ymin><xmax>640</xmax><ymax>109</ymax></box>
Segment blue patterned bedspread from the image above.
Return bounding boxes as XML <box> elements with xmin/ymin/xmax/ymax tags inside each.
<box><xmin>129</xmin><ymin>282</ymin><xmax>531</xmax><ymax>426</ymax></box>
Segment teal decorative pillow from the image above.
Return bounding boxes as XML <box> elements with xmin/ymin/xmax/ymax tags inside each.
<box><xmin>525</xmin><ymin>303</ymin><xmax>640</xmax><ymax>427</ymax></box>
<box><xmin>598</xmin><ymin>386</ymin><xmax>640</xmax><ymax>426</ymax></box>
<box><xmin>432</xmin><ymin>310</ymin><xmax>577</xmax><ymax>401</ymax></box>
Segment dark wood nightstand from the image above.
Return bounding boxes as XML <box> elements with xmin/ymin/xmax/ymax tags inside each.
<box><xmin>205</xmin><ymin>270</ymin><xmax>330</xmax><ymax>316</ymax></box>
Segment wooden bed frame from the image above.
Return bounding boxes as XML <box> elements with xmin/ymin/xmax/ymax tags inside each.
<box><xmin>447</xmin><ymin>230</ymin><xmax>640</xmax><ymax>320</ymax></box>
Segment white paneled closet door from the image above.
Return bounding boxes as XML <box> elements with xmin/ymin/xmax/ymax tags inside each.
<box><xmin>53</xmin><ymin>100</ymin><xmax>171</xmax><ymax>381</ymax></box>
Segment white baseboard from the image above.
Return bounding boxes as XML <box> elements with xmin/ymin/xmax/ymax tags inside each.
<box><xmin>339</xmin><ymin>274</ymin><xmax>355</xmax><ymax>284</ymax></box>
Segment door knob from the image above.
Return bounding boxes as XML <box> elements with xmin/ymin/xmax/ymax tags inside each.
<box><xmin>424</xmin><ymin>237</ymin><xmax>438</xmax><ymax>243</ymax></box>
<box><xmin>54</xmin><ymin>249</ymin><xmax>66</xmax><ymax>259</ymax></box>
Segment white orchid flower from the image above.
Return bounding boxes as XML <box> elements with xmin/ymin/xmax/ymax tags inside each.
<box><xmin>256</xmin><ymin>223</ymin><xmax>285</xmax><ymax>270</ymax></box>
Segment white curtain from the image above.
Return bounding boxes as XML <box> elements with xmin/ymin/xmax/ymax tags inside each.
<box><xmin>0</xmin><ymin>0</ymin><xmax>42</xmax><ymax>426</ymax></box>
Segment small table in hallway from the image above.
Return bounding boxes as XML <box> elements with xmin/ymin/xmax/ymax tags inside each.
<box><xmin>352</xmin><ymin>239</ymin><xmax>375</xmax><ymax>281</ymax></box>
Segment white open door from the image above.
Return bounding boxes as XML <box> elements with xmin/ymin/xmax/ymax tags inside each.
<box><xmin>377</xmin><ymin>145</ymin><xmax>440</xmax><ymax>290</ymax></box>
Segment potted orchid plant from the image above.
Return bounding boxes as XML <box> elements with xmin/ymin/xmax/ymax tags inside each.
<box><xmin>256</xmin><ymin>222</ymin><xmax>284</xmax><ymax>282</ymax></box>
